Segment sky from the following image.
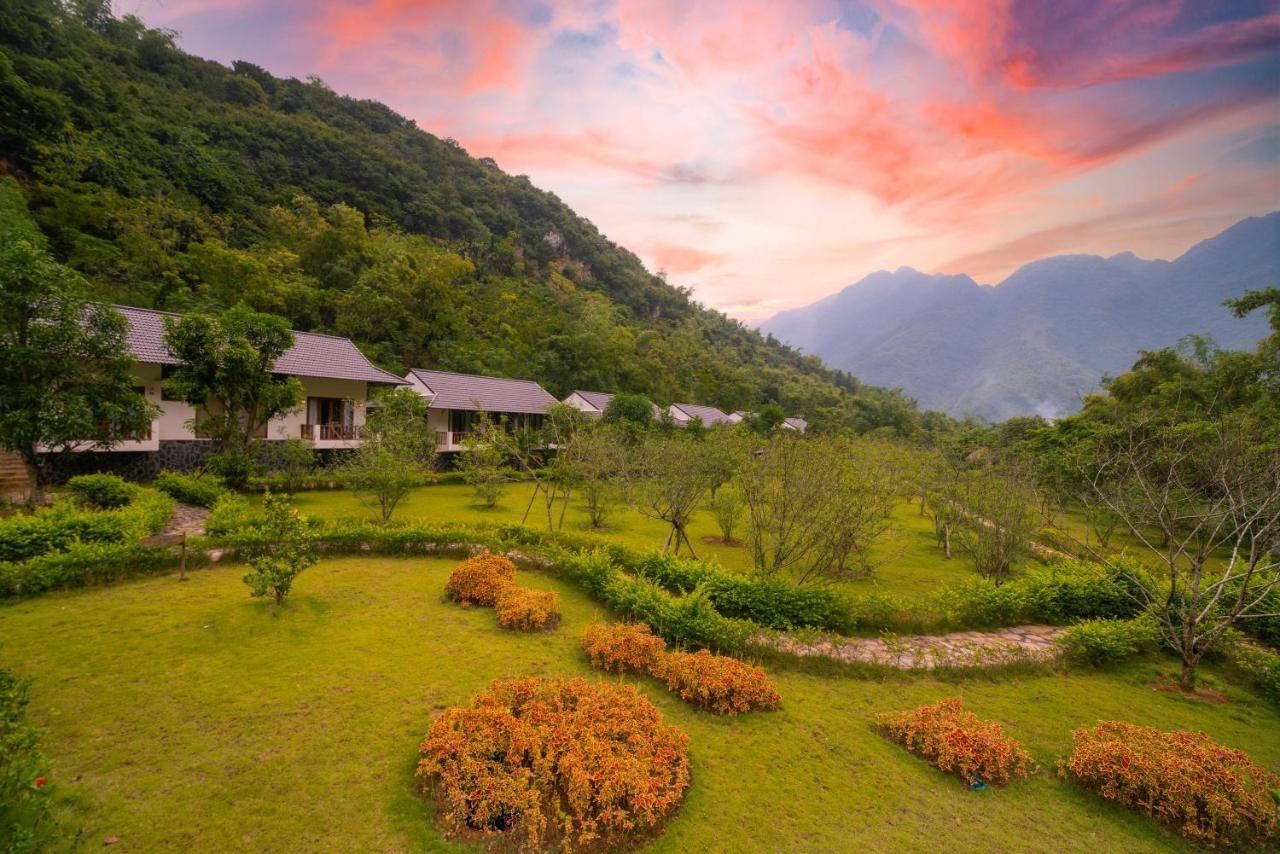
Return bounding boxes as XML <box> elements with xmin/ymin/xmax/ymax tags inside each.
<box><xmin>122</xmin><ymin>0</ymin><xmax>1280</xmax><ymax>322</ymax></box>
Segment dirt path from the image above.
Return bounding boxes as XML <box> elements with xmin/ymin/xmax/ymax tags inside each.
<box><xmin>758</xmin><ymin>624</ymin><xmax>1066</xmax><ymax>669</ymax></box>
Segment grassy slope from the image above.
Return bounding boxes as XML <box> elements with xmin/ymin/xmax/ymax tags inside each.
<box><xmin>2</xmin><ymin>555</ymin><xmax>1277</xmax><ymax>851</ymax></box>
<box><xmin>266</xmin><ymin>483</ymin><xmax>985</xmax><ymax>598</ymax></box>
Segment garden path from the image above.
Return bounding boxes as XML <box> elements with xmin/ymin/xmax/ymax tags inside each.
<box><xmin>162</xmin><ymin>503</ymin><xmax>209</xmax><ymax>537</ymax></box>
<box><xmin>758</xmin><ymin>624</ymin><xmax>1065</xmax><ymax>670</ymax></box>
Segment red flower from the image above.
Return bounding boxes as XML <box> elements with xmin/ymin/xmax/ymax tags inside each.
<box><xmin>34</xmin><ymin>776</ymin><xmax>46</xmax><ymax>789</ymax></box>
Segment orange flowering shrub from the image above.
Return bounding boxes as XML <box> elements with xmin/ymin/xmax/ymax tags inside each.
<box><xmin>1060</xmin><ymin>721</ymin><xmax>1279</xmax><ymax>848</ymax></box>
<box><xmin>445</xmin><ymin>552</ymin><xmax>516</xmax><ymax>605</ymax></box>
<box><xmin>581</xmin><ymin>622</ymin><xmax>667</xmax><ymax>674</ymax></box>
<box><xmin>876</xmin><ymin>699</ymin><xmax>1037</xmax><ymax>786</ymax></box>
<box><xmin>494</xmin><ymin>586</ymin><xmax>560</xmax><ymax>631</ymax></box>
<box><xmin>417</xmin><ymin>676</ymin><xmax>690</xmax><ymax>851</ymax></box>
<box><xmin>652</xmin><ymin>649</ymin><xmax>781</xmax><ymax>715</ymax></box>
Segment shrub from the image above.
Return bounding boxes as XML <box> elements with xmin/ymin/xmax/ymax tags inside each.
<box><xmin>204</xmin><ymin>495</ymin><xmax>259</xmax><ymax>537</ymax></box>
<box><xmin>0</xmin><ymin>541</ymin><xmax>168</xmax><ymax>597</ymax></box>
<box><xmin>445</xmin><ymin>552</ymin><xmax>517</xmax><ymax>605</ymax></box>
<box><xmin>653</xmin><ymin>649</ymin><xmax>780</xmax><ymax>715</ymax></box>
<box><xmin>1061</xmin><ymin>721</ymin><xmax>1280</xmax><ymax>848</ymax></box>
<box><xmin>877</xmin><ymin>699</ymin><xmax>1037</xmax><ymax>786</ymax></box>
<box><xmin>1016</xmin><ymin>560</ymin><xmax>1145</xmax><ymax>623</ymax></box>
<box><xmin>0</xmin><ymin>669</ymin><xmax>59</xmax><ymax>851</ymax></box>
<box><xmin>582</xmin><ymin>622</ymin><xmax>667</xmax><ymax>674</ymax></box>
<box><xmin>494</xmin><ymin>586</ymin><xmax>560</xmax><ymax>631</ymax></box>
<box><xmin>152</xmin><ymin>470</ymin><xmax>228</xmax><ymax>508</ymax></box>
<box><xmin>1230</xmin><ymin>642</ymin><xmax>1280</xmax><ymax>704</ymax></box>
<box><xmin>240</xmin><ymin>493</ymin><xmax>317</xmax><ymax>606</ymax></box>
<box><xmin>1055</xmin><ymin>617</ymin><xmax>1159</xmax><ymax>666</ymax></box>
<box><xmin>65</xmin><ymin>473</ymin><xmax>135</xmax><ymax>509</ymax></box>
<box><xmin>417</xmin><ymin>677</ymin><xmax>690</xmax><ymax>851</ymax></box>
<box><xmin>0</xmin><ymin>487</ymin><xmax>172</xmax><ymax>564</ymax></box>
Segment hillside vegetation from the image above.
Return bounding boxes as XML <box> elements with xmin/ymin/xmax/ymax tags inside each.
<box><xmin>0</xmin><ymin>0</ymin><xmax>923</xmax><ymax>434</ymax></box>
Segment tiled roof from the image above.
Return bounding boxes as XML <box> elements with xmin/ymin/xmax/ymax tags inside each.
<box><xmin>115</xmin><ymin>305</ymin><xmax>407</xmax><ymax>385</ymax></box>
<box><xmin>670</xmin><ymin>402</ymin><xmax>733</xmax><ymax>426</ymax></box>
<box><xmin>571</xmin><ymin>390</ymin><xmax>663</xmax><ymax>418</ymax></box>
<box><xmin>784</xmin><ymin>417</ymin><xmax>809</xmax><ymax>431</ymax></box>
<box><xmin>408</xmin><ymin>369</ymin><xmax>559</xmax><ymax>414</ymax></box>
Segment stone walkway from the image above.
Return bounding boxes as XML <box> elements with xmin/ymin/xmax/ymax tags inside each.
<box><xmin>758</xmin><ymin>624</ymin><xmax>1065</xmax><ymax>670</ymax></box>
<box><xmin>162</xmin><ymin>503</ymin><xmax>209</xmax><ymax>537</ymax></box>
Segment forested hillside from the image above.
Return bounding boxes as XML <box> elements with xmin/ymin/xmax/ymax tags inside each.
<box><xmin>0</xmin><ymin>0</ymin><xmax>924</xmax><ymax>434</ymax></box>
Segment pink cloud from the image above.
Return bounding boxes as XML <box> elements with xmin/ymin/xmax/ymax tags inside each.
<box><xmin>644</xmin><ymin>242</ymin><xmax>725</xmax><ymax>275</ymax></box>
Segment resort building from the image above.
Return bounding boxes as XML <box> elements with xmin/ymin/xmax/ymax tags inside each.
<box><xmin>783</xmin><ymin>417</ymin><xmax>809</xmax><ymax>433</ymax></box>
<box><xmin>667</xmin><ymin>402</ymin><xmax>734</xmax><ymax>427</ymax></box>
<box><xmin>403</xmin><ymin>369</ymin><xmax>560</xmax><ymax>452</ymax></box>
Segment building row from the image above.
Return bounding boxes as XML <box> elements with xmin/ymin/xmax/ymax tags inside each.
<box><xmin>62</xmin><ymin>306</ymin><xmax>807</xmax><ymax>474</ymax></box>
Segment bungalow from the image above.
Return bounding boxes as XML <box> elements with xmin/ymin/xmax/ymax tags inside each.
<box><xmin>782</xmin><ymin>417</ymin><xmax>809</xmax><ymax>433</ymax></box>
<box><xmin>668</xmin><ymin>403</ymin><xmax>733</xmax><ymax>427</ymax></box>
<box><xmin>53</xmin><ymin>306</ymin><xmax>407</xmax><ymax>477</ymax></box>
<box><xmin>727</xmin><ymin>410</ymin><xmax>747</xmax><ymax>424</ymax></box>
<box><xmin>562</xmin><ymin>390</ymin><xmax>663</xmax><ymax>420</ymax></box>
<box><xmin>403</xmin><ymin>369</ymin><xmax>559</xmax><ymax>452</ymax></box>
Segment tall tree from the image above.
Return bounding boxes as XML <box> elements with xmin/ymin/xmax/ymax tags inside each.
<box><xmin>0</xmin><ymin>225</ymin><xmax>155</xmax><ymax>503</ymax></box>
<box><xmin>163</xmin><ymin>304</ymin><xmax>303</xmax><ymax>488</ymax></box>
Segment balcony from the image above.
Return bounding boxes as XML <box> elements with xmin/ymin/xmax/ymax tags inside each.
<box><xmin>301</xmin><ymin>423</ymin><xmax>364</xmax><ymax>446</ymax></box>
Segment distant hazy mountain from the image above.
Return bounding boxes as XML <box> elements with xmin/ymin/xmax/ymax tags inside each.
<box><xmin>761</xmin><ymin>213</ymin><xmax>1278</xmax><ymax>421</ymax></box>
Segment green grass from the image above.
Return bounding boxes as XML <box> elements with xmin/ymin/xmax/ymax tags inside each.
<box><xmin>262</xmin><ymin>483</ymin><xmax>985</xmax><ymax>598</ymax></box>
<box><xmin>3</xmin><ymin>554</ymin><xmax>1277</xmax><ymax>851</ymax></box>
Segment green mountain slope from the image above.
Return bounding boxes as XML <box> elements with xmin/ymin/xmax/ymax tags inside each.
<box><xmin>0</xmin><ymin>0</ymin><xmax>923</xmax><ymax>434</ymax></box>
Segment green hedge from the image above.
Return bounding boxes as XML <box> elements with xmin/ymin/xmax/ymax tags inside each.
<box><xmin>66</xmin><ymin>473</ymin><xmax>136</xmax><ymax>509</ymax></box>
<box><xmin>153</xmin><ymin>471</ymin><xmax>229</xmax><ymax>508</ymax></box>
<box><xmin>0</xmin><ymin>487</ymin><xmax>173</xmax><ymax>563</ymax></box>
<box><xmin>1055</xmin><ymin>617</ymin><xmax>1160</xmax><ymax>666</ymax></box>
<box><xmin>0</xmin><ymin>541</ymin><xmax>170</xmax><ymax>598</ymax></box>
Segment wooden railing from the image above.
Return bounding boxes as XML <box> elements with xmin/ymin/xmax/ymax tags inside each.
<box><xmin>301</xmin><ymin>423</ymin><xmax>363</xmax><ymax>441</ymax></box>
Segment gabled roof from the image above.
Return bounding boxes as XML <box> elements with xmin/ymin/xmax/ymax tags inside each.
<box><xmin>570</xmin><ymin>390</ymin><xmax>663</xmax><ymax>418</ymax></box>
<box><xmin>784</xmin><ymin>417</ymin><xmax>809</xmax><ymax>431</ymax></box>
<box><xmin>407</xmin><ymin>369</ymin><xmax>559</xmax><ymax>414</ymax></box>
<box><xmin>670</xmin><ymin>402</ymin><xmax>733</xmax><ymax>426</ymax></box>
<box><xmin>116</xmin><ymin>305</ymin><xmax>407</xmax><ymax>385</ymax></box>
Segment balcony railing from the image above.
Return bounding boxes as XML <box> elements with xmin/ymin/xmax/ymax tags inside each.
<box><xmin>301</xmin><ymin>423</ymin><xmax>363</xmax><ymax>441</ymax></box>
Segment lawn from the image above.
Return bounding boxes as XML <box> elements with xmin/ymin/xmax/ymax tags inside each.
<box><xmin>262</xmin><ymin>483</ymin><xmax>986</xmax><ymax>598</ymax></box>
<box><xmin>3</xmin><ymin>553</ymin><xmax>1277</xmax><ymax>851</ymax></box>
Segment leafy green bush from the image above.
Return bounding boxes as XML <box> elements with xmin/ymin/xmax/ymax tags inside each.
<box><xmin>0</xmin><ymin>541</ymin><xmax>169</xmax><ymax>597</ymax></box>
<box><xmin>1016</xmin><ymin>560</ymin><xmax>1145</xmax><ymax>623</ymax></box>
<box><xmin>0</xmin><ymin>668</ymin><xmax>58</xmax><ymax>852</ymax></box>
<box><xmin>153</xmin><ymin>471</ymin><xmax>229</xmax><ymax>508</ymax></box>
<box><xmin>0</xmin><ymin>487</ymin><xmax>173</xmax><ymax>563</ymax></box>
<box><xmin>204</xmin><ymin>495</ymin><xmax>259</xmax><ymax>538</ymax></box>
<box><xmin>1231</xmin><ymin>643</ymin><xmax>1280</xmax><ymax>704</ymax></box>
<box><xmin>66</xmin><ymin>473</ymin><xmax>136</xmax><ymax>509</ymax></box>
<box><xmin>1055</xmin><ymin>618</ymin><xmax>1159</xmax><ymax>666</ymax></box>
<box><xmin>241</xmin><ymin>494</ymin><xmax>317</xmax><ymax>605</ymax></box>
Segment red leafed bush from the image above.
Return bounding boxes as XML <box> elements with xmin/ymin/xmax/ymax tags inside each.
<box><xmin>653</xmin><ymin>649</ymin><xmax>781</xmax><ymax>715</ymax></box>
<box><xmin>876</xmin><ymin>699</ymin><xmax>1037</xmax><ymax>786</ymax></box>
<box><xmin>582</xmin><ymin>622</ymin><xmax>667</xmax><ymax>674</ymax></box>
<box><xmin>494</xmin><ymin>586</ymin><xmax>560</xmax><ymax>631</ymax></box>
<box><xmin>445</xmin><ymin>552</ymin><xmax>516</xmax><ymax>605</ymax></box>
<box><xmin>417</xmin><ymin>676</ymin><xmax>690</xmax><ymax>851</ymax></box>
<box><xmin>1060</xmin><ymin>721</ymin><xmax>1280</xmax><ymax>848</ymax></box>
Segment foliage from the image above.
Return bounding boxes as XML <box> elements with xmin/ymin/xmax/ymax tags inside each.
<box><xmin>493</xmin><ymin>585</ymin><xmax>560</xmax><ymax>632</ymax></box>
<box><xmin>0</xmin><ymin>541</ymin><xmax>169</xmax><ymax>598</ymax></box>
<box><xmin>152</xmin><ymin>470</ymin><xmax>228</xmax><ymax>508</ymax></box>
<box><xmin>708</xmin><ymin>488</ymin><xmax>745</xmax><ymax>543</ymax></box>
<box><xmin>445</xmin><ymin>552</ymin><xmax>517</xmax><ymax>606</ymax></box>
<box><xmin>951</xmin><ymin>463</ymin><xmax>1040</xmax><ymax>587</ymax></box>
<box><xmin>0</xmin><ymin>486</ymin><xmax>172</xmax><ymax>563</ymax></box>
<box><xmin>581</xmin><ymin>622</ymin><xmax>667</xmax><ymax>674</ymax></box>
<box><xmin>204</xmin><ymin>495</ymin><xmax>258</xmax><ymax>538</ymax></box>
<box><xmin>623</xmin><ymin>431</ymin><xmax>718</xmax><ymax>555</ymax></box>
<box><xmin>556</xmin><ymin>425</ymin><xmax>627</xmax><ymax>528</ymax></box>
<box><xmin>456</xmin><ymin>414</ymin><xmax>511</xmax><ymax>509</ymax></box>
<box><xmin>162</xmin><ymin>304</ymin><xmax>304</xmax><ymax>488</ymax></box>
<box><xmin>0</xmin><ymin>188</ymin><xmax>156</xmax><ymax>503</ymax></box>
<box><xmin>264</xmin><ymin>438</ymin><xmax>317</xmax><ymax>492</ymax></box>
<box><xmin>1055</xmin><ymin>618</ymin><xmax>1159</xmax><ymax>666</ymax></box>
<box><xmin>652</xmin><ymin>649</ymin><xmax>781</xmax><ymax>716</ymax></box>
<box><xmin>416</xmin><ymin>676</ymin><xmax>690</xmax><ymax>851</ymax></box>
<box><xmin>240</xmin><ymin>493</ymin><xmax>317</xmax><ymax>605</ymax></box>
<box><xmin>601</xmin><ymin>393</ymin><xmax>656</xmax><ymax>429</ymax></box>
<box><xmin>877</xmin><ymin>699</ymin><xmax>1038</xmax><ymax>786</ymax></box>
<box><xmin>66</xmin><ymin>473</ymin><xmax>136</xmax><ymax>509</ymax></box>
<box><xmin>340</xmin><ymin>387</ymin><xmax>435</xmax><ymax>520</ymax></box>
<box><xmin>1060</xmin><ymin>721</ymin><xmax>1280</xmax><ymax>848</ymax></box>
<box><xmin>1230</xmin><ymin>643</ymin><xmax>1280</xmax><ymax>705</ymax></box>
<box><xmin>0</xmin><ymin>668</ymin><xmax>58</xmax><ymax>852</ymax></box>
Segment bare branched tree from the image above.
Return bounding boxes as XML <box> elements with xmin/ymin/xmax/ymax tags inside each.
<box><xmin>622</xmin><ymin>432</ymin><xmax>715</xmax><ymax>555</ymax></box>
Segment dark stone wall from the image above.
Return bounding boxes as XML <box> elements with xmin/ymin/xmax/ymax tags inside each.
<box><xmin>43</xmin><ymin>441</ymin><xmax>356</xmax><ymax>484</ymax></box>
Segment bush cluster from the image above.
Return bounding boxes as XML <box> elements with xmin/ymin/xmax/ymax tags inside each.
<box><xmin>0</xmin><ymin>669</ymin><xmax>58</xmax><ymax>851</ymax></box>
<box><xmin>581</xmin><ymin>622</ymin><xmax>667</xmax><ymax>674</ymax></box>
<box><xmin>1231</xmin><ymin>643</ymin><xmax>1280</xmax><ymax>704</ymax></box>
<box><xmin>66</xmin><ymin>473</ymin><xmax>135</xmax><ymax>509</ymax></box>
<box><xmin>877</xmin><ymin>699</ymin><xmax>1038</xmax><ymax>786</ymax></box>
<box><xmin>1055</xmin><ymin>617</ymin><xmax>1160</xmax><ymax>666</ymax></box>
<box><xmin>1060</xmin><ymin>721</ymin><xmax>1280</xmax><ymax>848</ymax></box>
<box><xmin>417</xmin><ymin>677</ymin><xmax>690</xmax><ymax>851</ymax></box>
<box><xmin>581</xmin><ymin>621</ymin><xmax>780</xmax><ymax>715</ymax></box>
<box><xmin>152</xmin><ymin>471</ymin><xmax>229</xmax><ymax>508</ymax></box>
<box><xmin>494</xmin><ymin>586</ymin><xmax>560</xmax><ymax>631</ymax></box>
<box><xmin>445</xmin><ymin>552</ymin><xmax>517</xmax><ymax>606</ymax></box>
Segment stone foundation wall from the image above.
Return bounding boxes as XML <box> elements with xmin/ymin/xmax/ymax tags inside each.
<box><xmin>43</xmin><ymin>441</ymin><xmax>357</xmax><ymax>484</ymax></box>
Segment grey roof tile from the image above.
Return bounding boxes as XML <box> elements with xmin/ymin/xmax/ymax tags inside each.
<box><xmin>115</xmin><ymin>305</ymin><xmax>407</xmax><ymax>385</ymax></box>
<box><xmin>409</xmin><ymin>369</ymin><xmax>559</xmax><ymax>414</ymax></box>
<box><xmin>670</xmin><ymin>402</ymin><xmax>733</xmax><ymax>426</ymax></box>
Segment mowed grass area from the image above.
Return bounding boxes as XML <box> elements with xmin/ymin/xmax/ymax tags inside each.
<box><xmin>3</xmin><ymin>555</ymin><xmax>1278</xmax><ymax>851</ymax></box>
<box><xmin>263</xmin><ymin>483</ymin><xmax>986</xmax><ymax>598</ymax></box>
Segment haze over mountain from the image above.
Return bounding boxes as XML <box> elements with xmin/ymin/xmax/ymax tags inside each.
<box><xmin>761</xmin><ymin>213</ymin><xmax>1279</xmax><ymax>421</ymax></box>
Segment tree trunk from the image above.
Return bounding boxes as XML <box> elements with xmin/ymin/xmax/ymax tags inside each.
<box><xmin>942</xmin><ymin>524</ymin><xmax>951</xmax><ymax>559</ymax></box>
<box><xmin>22</xmin><ymin>454</ymin><xmax>44</xmax><ymax>507</ymax></box>
<box><xmin>1179</xmin><ymin>659</ymin><xmax>1197</xmax><ymax>693</ymax></box>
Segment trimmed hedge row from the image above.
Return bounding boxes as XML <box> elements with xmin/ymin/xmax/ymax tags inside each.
<box><xmin>0</xmin><ymin>481</ymin><xmax>173</xmax><ymax>564</ymax></box>
<box><xmin>152</xmin><ymin>471</ymin><xmax>229</xmax><ymax>508</ymax></box>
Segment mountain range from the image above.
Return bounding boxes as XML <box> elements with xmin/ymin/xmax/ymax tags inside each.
<box><xmin>761</xmin><ymin>213</ymin><xmax>1279</xmax><ymax>420</ymax></box>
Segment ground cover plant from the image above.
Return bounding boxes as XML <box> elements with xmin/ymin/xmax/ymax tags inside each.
<box><xmin>446</xmin><ymin>552</ymin><xmax>560</xmax><ymax>632</ymax></box>
<box><xmin>416</xmin><ymin>676</ymin><xmax>690</xmax><ymax>851</ymax></box>
<box><xmin>1060</xmin><ymin>721</ymin><xmax>1280</xmax><ymax>848</ymax></box>
<box><xmin>152</xmin><ymin>471</ymin><xmax>229</xmax><ymax>509</ymax></box>
<box><xmin>581</xmin><ymin>621</ymin><xmax>667</xmax><ymax>674</ymax></box>
<box><xmin>877</xmin><ymin>699</ymin><xmax>1039</xmax><ymax>786</ymax></box>
<box><xmin>493</xmin><ymin>586</ymin><xmax>560</xmax><ymax>631</ymax></box>
<box><xmin>0</xmin><ymin>668</ymin><xmax>58</xmax><ymax>852</ymax></box>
